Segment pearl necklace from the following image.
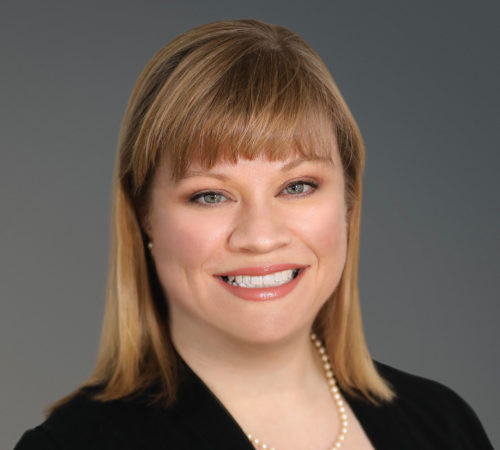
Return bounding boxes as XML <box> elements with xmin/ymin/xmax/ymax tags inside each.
<box><xmin>245</xmin><ymin>333</ymin><xmax>348</xmax><ymax>450</ymax></box>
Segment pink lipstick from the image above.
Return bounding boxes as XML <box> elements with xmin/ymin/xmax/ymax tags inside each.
<box><xmin>214</xmin><ymin>264</ymin><xmax>307</xmax><ymax>301</ymax></box>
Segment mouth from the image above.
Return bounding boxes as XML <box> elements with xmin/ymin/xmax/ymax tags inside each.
<box><xmin>215</xmin><ymin>265</ymin><xmax>307</xmax><ymax>301</ymax></box>
<box><xmin>220</xmin><ymin>268</ymin><xmax>302</xmax><ymax>288</ymax></box>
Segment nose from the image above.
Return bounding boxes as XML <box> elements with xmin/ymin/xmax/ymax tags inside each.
<box><xmin>228</xmin><ymin>201</ymin><xmax>292</xmax><ymax>254</ymax></box>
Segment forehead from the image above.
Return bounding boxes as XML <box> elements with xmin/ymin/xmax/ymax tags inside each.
<box><xmin>156</xmin><ymin>143</ymin><xmax>340</xmax><ymax>185</ymax></box>
<box><xmin>184</xmin><ymin>153</ymin><xmax>334</xmax><ymax>177</ymax></box>
<box><xmin>162</xmin><ymin>128</ymin><xmax>340</xmax><ymax>181</ymax></box>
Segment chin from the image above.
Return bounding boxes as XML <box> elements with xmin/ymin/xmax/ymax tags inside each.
<box><xmin>217</xmin><ymin>315</ymin><xmax>313</xmax><ymax>347</ymax></box>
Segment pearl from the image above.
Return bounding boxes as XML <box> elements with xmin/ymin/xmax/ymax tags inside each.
<box><xmin>245</xmin><ymin>333</ymin><xmax>348</xmax><ymax>450</ymax></box>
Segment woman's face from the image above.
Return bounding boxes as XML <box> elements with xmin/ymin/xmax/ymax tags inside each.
<box><xmin>147</xmin><ymin>147</ymin><xmax>348</xmax><ymax>346</ymax></box>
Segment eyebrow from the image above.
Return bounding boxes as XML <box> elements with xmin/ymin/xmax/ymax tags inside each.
<box><xmin>181</xmin><ymin>156</ymin><xmax>334</xmax><ymax>181</ymax></box>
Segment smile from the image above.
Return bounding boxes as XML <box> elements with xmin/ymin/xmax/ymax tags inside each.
<box><xmin>215</xmin><ymin>265</ymin><xmax>307</xmax><ymax>301</ymax></box>
<box><xmin>221</xmin><ymin>269</ymin><xmax>300</xmax><ymax>288</ymax></box>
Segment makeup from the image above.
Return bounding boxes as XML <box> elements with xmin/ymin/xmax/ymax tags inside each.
<box><xmin>215</xmin><ymin>264</ymin><xmax>308</xmax><ymax>301</ymax></box>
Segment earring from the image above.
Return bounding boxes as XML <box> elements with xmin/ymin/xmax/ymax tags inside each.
<box><xmin>147</xmin><ymin>242</ymin><xmax>153</xmax><ymax>250</ymax></box>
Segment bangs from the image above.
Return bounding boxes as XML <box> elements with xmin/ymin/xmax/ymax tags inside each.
<box><xmin>174</xmin><ymin>105</ymin><xmax>339</xmax><ymax>181</ymax></box>
<box><xmin>131</xmin><ymin>37</ymin><xmax>350</xmax><ymax>190</ymax></box>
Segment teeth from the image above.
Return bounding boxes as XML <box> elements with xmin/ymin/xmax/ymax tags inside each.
<box><xmin>223</xmin><ymin>269</ymin><xmax>299</xmax><ymax>288</ymax></box>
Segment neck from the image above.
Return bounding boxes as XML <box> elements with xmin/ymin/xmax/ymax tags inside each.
<box><xmin>171</xmin><ymin>321</ymin><xmax>324</xmax><ymax>400</ymax></box>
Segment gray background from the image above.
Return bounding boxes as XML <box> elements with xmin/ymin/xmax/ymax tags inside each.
<box><xmin>1</xmin><ymin>1</ymin><xmax>498</xmax><ymax>448</ymax></box>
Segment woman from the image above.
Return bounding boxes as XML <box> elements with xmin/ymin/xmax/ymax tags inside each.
<box><xmin>15</xmin><ymin>19</ymin><xmax>492</xmax><ymax>450</ymax></box>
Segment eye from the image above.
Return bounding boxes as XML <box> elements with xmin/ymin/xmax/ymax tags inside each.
<box><xmin>282</xmin><ymin>180</ymin><xmax>318</xmax><ymax>196</ymax></box>
<box><xmin>190</xmin><ymin>191</ymin><xmax>229</xmax><ymax>206</ymax></box>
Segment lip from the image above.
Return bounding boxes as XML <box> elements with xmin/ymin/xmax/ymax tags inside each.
<box><xmin>215</xmin><ymin>264</ymin><xmax>308</xmax><ymax>277</ymax></box>
<box><xmin>214</xmin><ymin>266</ymin><xmax>308</xmax><ymax>301</ymax></box>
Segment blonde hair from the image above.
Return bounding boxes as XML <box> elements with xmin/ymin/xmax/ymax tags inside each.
<box><xmin>50</xmin><ymin>19</ymin><xmax>394</xmax><ymax>413</ymax></box>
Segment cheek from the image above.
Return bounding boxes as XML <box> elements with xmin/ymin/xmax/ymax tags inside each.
<box><xmin>300</xmin><ymin>198</ymin><xmax>347</xmax><ymax>258</ymax></box>
<box><xmin>151</xmin><ymin>206</ymin><xmax>229</xmax><ymax>270</ymax></box>
<box><xmin>306</xmin><ymin>200</ymin><xmax>348</xmax><ymax>303</ymax></box>
<box><xmin>318</xmin><ymin>210</ymin><xmax>346</xmax><ymax>250</ymax></box>
<box><xmin>150</xmin><ymin>207</ymin><xmax>231</xmax><ymax>308</ymax></box>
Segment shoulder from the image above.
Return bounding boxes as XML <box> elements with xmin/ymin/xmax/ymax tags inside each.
<box><xmin>375</xmin><ymin>361</ymin><xmax>477</xmax><ymax>415</ymax></box>
<box><xmin>14</xmin><ymin>426</ymin><xmax>58</xmax><ymax>450</ymax></box>
<box><xmin>371</xmin><ymin>361</ymin><xmax>493</xmax><ymax>449</ymax></box>
<box><xmin>13</xmin><ymin>386</ymin><xmax>188</xmax><ymax>450</ymax></box>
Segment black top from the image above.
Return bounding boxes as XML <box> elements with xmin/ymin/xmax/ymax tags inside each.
<box><xmin>14</xmin><ymin>360</ymin><xmax>493</xmax><ymax>450</ymax></box>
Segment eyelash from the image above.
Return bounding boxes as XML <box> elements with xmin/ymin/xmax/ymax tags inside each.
<box><xmin>189</xmin><ymin>180</ymin><xmax>319</xmax><ymax>207</ymax></box>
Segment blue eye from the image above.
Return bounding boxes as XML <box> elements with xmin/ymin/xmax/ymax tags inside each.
<box><xmin>282</xmin><ymin>181</ymin><xmax>317</xmax><ymax>196</ymax></box>
<box><xmin>191</xmin><ymin>191</ymin><xmax>228</xmax><ymax>205</ymax></box>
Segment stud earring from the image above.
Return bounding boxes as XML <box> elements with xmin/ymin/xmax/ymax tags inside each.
<box><xmin>147</xmin><ymin>242</ymin><xmax>153</xmax><ymax>250</ymax></box>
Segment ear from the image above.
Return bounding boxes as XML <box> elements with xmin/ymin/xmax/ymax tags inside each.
<box><xmin>139</xmin><ymin>205</ymin><xmax>153</xmax><ymax>241</ymax></box>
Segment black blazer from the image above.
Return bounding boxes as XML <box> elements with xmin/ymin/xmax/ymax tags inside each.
<box><xmin>14</xmin><ymin>360</ymin><xmax>493</xmax><ymax>449</ymax></box>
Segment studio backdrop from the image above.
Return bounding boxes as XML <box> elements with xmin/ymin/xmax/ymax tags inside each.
<box><xmin>1</xmin><ymin>1</ymin><xmax>498</xmax><ymax>448</ymax></box>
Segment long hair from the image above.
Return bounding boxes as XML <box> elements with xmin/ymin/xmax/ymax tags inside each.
<box><xmin>50</xmin><ymin>19</ymin><xmax>394</xmax><ymax>413</ymax></box>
